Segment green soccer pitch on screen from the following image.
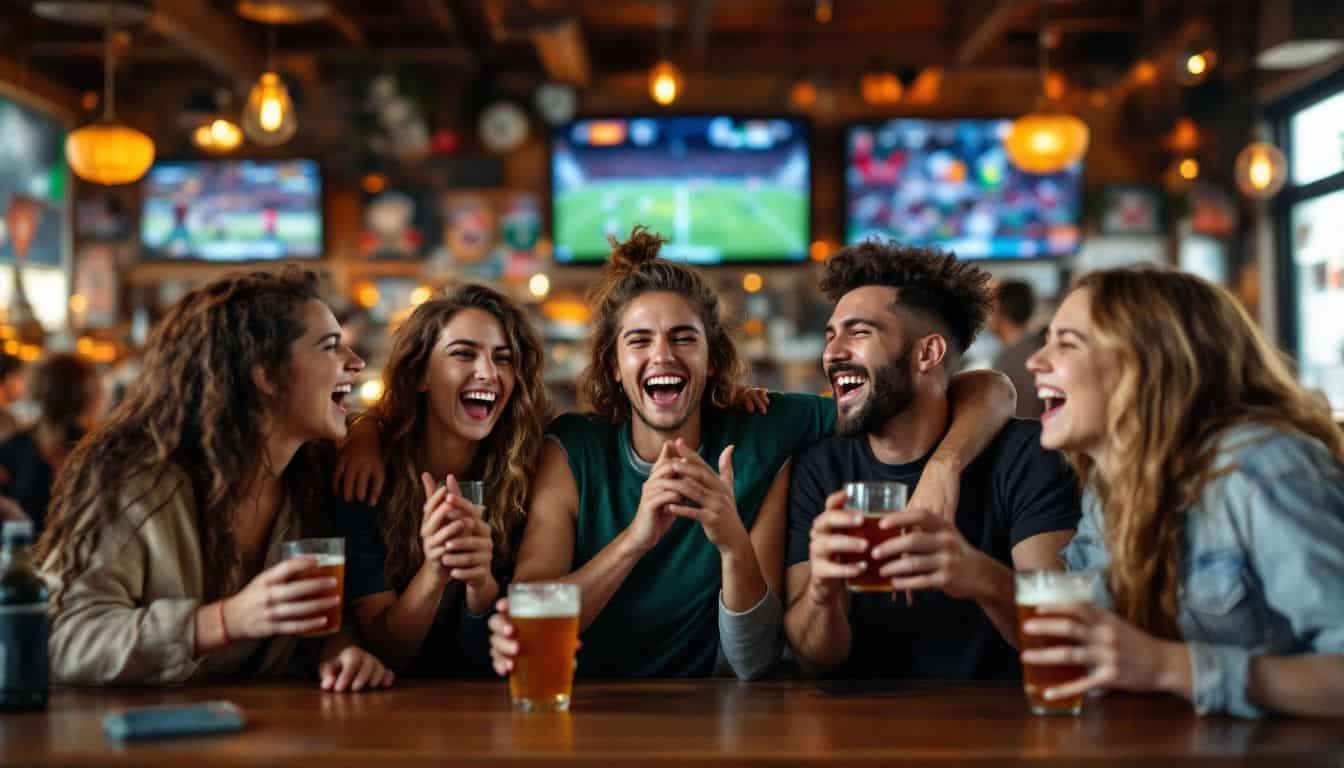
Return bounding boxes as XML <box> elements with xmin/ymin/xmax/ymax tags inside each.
<box><xmin>551</xmin><ymin>117</ymin><xmax>811</xmax><ymax>264</ymax></box>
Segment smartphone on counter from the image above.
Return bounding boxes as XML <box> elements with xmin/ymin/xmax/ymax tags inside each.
<box><xmin>102</xmin><ymin>701</ymin><xmax>245</xmax><ymax>742</ymax></box>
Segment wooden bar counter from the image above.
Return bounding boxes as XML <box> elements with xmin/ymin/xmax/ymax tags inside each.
<box><xmin>2</xmin><ymin>679</ymin><xmax>1341</xmax><ymax>766</ymax></box>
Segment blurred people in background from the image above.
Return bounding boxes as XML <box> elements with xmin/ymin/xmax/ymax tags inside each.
<box><xmin>335</xmin><ymin>305</ymin><xmax>373</xmax><ymax>364</ymax></box>
<box><xmin>0</xmin><ymin>352</ymin><xmax>29</xmax><ymax>442</ymax></box>
<box><xmin>989</xmin><ymin>280</ymin><xmax>1047</xmax><ymax>419</ymax></box>
<box><xmin>0</xmin><ymin>353</ymin><xmax>103</xmax><ymax>531</ymax></box>
<box><xmin>1024</xmin><ymin>267</ymin><xmax>1344</xmax><ymax>718</ymax></box>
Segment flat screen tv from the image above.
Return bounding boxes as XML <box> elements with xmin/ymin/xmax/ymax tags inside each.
<box><xmin>845</xmin><ymin>119</ymin><xmax>1082</xmax><ymax>259</ymax></box>
<box><xmin>0</xmin><ymin>94</ymin><xmax>66</xmax><ymax>268</ymax></box>
<box><xmin>140</xmin><ymin>159</ymin><xmax>322</xmax><ymax>261</ymax></box>
<box><xmin>552</xmin><ymin>116</ymin><xmax>810</xmax><ymax>264</ymax></box>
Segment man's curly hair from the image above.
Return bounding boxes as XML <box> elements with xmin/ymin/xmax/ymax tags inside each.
<box><xmin>819</xmin><ymin>239</ymin><xmax>993</xmax><ymax>354</ymax></box>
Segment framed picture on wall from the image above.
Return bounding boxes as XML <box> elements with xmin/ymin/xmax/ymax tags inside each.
<box><xmin>1100</xmin><ymin>185</ymin><xmax>1162</xmax><ymax>236</ymax></box>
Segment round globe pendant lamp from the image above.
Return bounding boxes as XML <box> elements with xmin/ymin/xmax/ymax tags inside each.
<box><xmin>1005</xmin><ymin>24</ymin><xmax>1088</xmax><ymax>174</ymax></box>
<box><xmin>65</xmin><ymin>18</ymin><xmax>155</xmax><ymax>185</ymax></box>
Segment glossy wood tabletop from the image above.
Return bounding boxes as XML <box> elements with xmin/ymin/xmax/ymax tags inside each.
<box><xmin>2</xmin><ymin>679</ymin><xmax>1342</xmax><ymax>766</ymax></box>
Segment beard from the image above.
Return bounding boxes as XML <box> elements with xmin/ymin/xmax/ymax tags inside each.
<box><xmin>834</xmin><ymin>347</ymin><xmax>916</xmax><ymax>437</ymax></box>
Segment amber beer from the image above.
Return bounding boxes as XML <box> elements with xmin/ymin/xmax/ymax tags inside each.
<box><xmin>280</xmin><ymin>538</ymin><xmax>345</xmax><ymax>638</ymax></box>
<box><xmin>837</xmin><ymin>482</ymin><xmax>908</xmax><ymax>593</ymax></box>
<box><xmin>1015</xmin><ymin>570</ymin><xmax>1096</xmax><ymax>716</ymax></box>
<box><xmin>509</xmin><ymin>583</ymin><xmax>580</xmax><ymax>712</ymax></box>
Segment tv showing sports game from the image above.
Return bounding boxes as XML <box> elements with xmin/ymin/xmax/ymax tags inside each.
<box><xmin>140</xmin><ymin>159</ymin><xmax>322</xmax><ymax>261</ymax></box>
<box><xmin>551</xmin><ymin>116</ymin><xmax>810</xmax><ymax>264</ymax></box>
<box><xmin>845</xmin><ymin>119</ymin><xmax>1082</xmax><ymax>259</ymax></box>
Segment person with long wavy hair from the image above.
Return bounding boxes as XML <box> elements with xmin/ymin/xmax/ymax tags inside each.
<box><xmin>1021</xmin><ymin>266</ymin><xmax>1344</xmax><ymax>717</ymax></box>
<box><xmin>484</xmin><ymin>228</ymin><xmax>1018</xmax><ymax>681</ymax></box>
<box><xmin>39</xmin><ymin>268</ymin><xmax>393</xmax><ymax>692</ymax></box>
<box><xmin>329</xmin><ymin>284</ymin><xmax>550</xmax><ymax>674</ymax></box>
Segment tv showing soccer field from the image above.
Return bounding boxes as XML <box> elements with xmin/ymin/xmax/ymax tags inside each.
<box><xmin>140</xmin><ymin>159</ymin><xmax>322</xmax><ymax>261</ymax></box>
<box><xmin>845</xmin><ymin>119</ymin><xmax>1082</xmax><ymax>259</ymax></box>
<box><xmin>552</xmin><ymin>116</ymin><xmax>810</xmax><ymax>264</ymax></box>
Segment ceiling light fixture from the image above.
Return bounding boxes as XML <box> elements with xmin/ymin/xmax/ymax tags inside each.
<box><xmin>64</xmin><ymin>10</ymin><xmax>155</xmax><ymax>185</ymax></box>
<box><xmin>1005</xmin><ymin>23</ymin><xmax>1089</xmax><ymax>174</ymax></box>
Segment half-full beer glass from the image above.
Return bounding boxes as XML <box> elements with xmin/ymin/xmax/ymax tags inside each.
<box><xmin>509</xmin><ymin>583</ymin><xmax>580</xmax><ymax>712</ymax></box>
<box><xmin>1015</xmin><ymin>570</ymin><xmax>1096</xmax><ymax>715</ymax></box>
<box><xmin>838</xmin><ymin>481</ymin><xmax>908</xmax><ymax>592</ymax></box>
<box><xmin>279</xmin><ymin>538</ymin><xmax>345</xmax><ymax>637</ymax></box>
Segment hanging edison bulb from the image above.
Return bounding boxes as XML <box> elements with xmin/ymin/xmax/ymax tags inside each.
<box><xmin>1234</xmin><ymin>141</ymin><xmax>1288</xmax><ymax>199</ymax></box>
<box><xmin>242</xmin><ymin>72</ymin><xmax>297</xmax><ymax>146</ymax></box>
<box><xmin>648</xmin><ymin>61</ymin><xmax>682</xmax><ymax>106</ymax></box>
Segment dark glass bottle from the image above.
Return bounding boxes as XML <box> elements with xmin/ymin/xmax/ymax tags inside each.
<box><xmin>0</xmin><ymin>520</ymin><xmax>48</xmax><ymax>711</ymax></box>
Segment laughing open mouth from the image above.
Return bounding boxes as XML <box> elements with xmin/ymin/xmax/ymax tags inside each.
<box><xmin>1037</xmin><ymin>385</ymin><xmax>1066</xmax><ymax>420</ymax></box>
<box><xmin>331</xmin><ymin>383</ymin><xmax>353</xmax><ymax>412</ymax></box>
<box><xmin>830</xmin><ymin>371</ymin><xmax>868</xmax><ymax>402</ymax></box>
<box><xmin>460</xmin><ymin>389</ymin><xmax>498</xmax><ymax>420</ymax></box>
<box><xmin>643</xmin><ymin>374</ymin><xmax>687</xmax><ymax>407</ymax></box>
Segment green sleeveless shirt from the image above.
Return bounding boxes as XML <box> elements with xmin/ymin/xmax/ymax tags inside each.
<box><xmin>546</xmin><ymin>392</ymin><xmax>835</xmax><ymax>677</ymax></box>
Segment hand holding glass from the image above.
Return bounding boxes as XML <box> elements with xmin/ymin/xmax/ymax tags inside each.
<box><xmin>1015</xmin><ymin>570</ymin><xmax>1096</xmax><ymax>716</ymax></box>
<box><xmin>279</xmin><ymin>538</ymin><xmax>345</xmax><ymax>637</ymax></box>
<box><xmin>836</xmin><ymin>482</ymin><xmax>909</xmax><ymax>593</ymax></box>
<box><xmin>508</xmin><ymin>583</ymin><xmax>580</xmax><ymax>712</ymax></box>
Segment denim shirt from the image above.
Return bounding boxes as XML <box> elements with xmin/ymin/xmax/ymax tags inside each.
<box><xmin>1061</xmin><ymin>423</ymin><xmax>1344</xmax><ymax>718</ymax></box>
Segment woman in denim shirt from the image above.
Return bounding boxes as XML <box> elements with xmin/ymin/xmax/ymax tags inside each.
<box><xmin>1022</xmin><ymin>267</ymin><xmax>1344</xmax><ymax>718</ymax></box>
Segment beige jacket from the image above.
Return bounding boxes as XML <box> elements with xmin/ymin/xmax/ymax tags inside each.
<box><xmin>45</xmin><ymin>464</ymin><xmax>302</xmax><ymax>685</ymax></box>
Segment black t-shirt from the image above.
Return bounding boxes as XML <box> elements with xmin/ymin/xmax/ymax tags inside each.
<box><xmin>328</xmin><ymin>497</ymin><xmax>495</xmax><ymax>677</ymax></box>
<box><xmin>786</xmin><ymin>419</ymin><xmax>1080</xmax><ymax>681</ymax></box>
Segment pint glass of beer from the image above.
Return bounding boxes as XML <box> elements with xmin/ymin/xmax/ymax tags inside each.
<box><xmin>838</xmin><ymin>481</ymin><xmax>909</xmax><ymax>592</ymax></box>
<box><xmin>1015</xmin><ymin>570</ymin><xmax>1096</xmax><ymax>715</ymax></box>
<box><xmin>508</xmin><ymin>582</ymin><xmax>580</xmax><ymax>712</ymax></box>
<box><xmin>279</xmin><ymin>538</ymin><xmax>345</xmax><ymax>637</ymax></box>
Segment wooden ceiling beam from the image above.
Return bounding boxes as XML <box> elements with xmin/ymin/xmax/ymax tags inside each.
<box><xmin>0</xmin><ymin>54</ymin><xmax>82</xmax><ymax>123</ymax></box>
<box><xmin>147</xmin><ymin>0</ymin><xmax>263</xmax><ymax>89</ymax></box>
<box><xmin>411</xmin><ymin>0</ymin><xmax>459</xmax><ymax>41</ymax></box>
<box><xmin>325</xmin><ymin>9</ymin><xmax>368</xmax><ymax>49</ymax></box>
<box><xmin>27</xmin><ymin>41</ymin><xmax>477</xmax><ymax>68</ymax></box>
<box><xmin>956</xmin><ymin>0</ymin><xmax>1033</xmax><ymax>66</ymax></box>
<box><xmin>685</xmin><ymin>0</ymin><xmax>715</xmax><ymax>65</ymax></box>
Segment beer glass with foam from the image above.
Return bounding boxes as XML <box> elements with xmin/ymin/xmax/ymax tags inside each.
<box><xmin>1015</xmin><ymin>570</ymin><xmax>1097</xmax><ymax>715</ymax></box>
<box><xmin>508</xmin><ymin>582</ymin><xmax>580</xmax><ymax>712</ymax></box>
<box><xmin>279</xmin><ymin>537</ymin><xmax>345</xmax><ymax>638</ymax></box>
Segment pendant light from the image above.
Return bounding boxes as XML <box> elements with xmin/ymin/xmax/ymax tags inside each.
<box><xmin>648</xmin><ymin>61</ymin><xmax>682</xmax><ymax>106</ymax></box>
<box><xmin>1234</xmin><ymin>126</ymin><xmax>1288</xmax><ymax>200</ymax></box>
<box><xmin>242</xmin><ymin>27</ymin><xmax>297</xmax><ymax>146</ymax></box>
<box><xmin>64</xmin><ymin>12</ymin><xmax>155</xmax><ymax>186</ymax></box>
<box><xmin>1005</xmin><ymin>21</ymin><xmax>1089</xmax><ymax>174</ymax></box>
<box><xmin>647</xmin><ymin>1</ymin><xmax>682</xmax><ymax>107</ymax></box>
<box><xmin>192</xmin><ymin>89</ymin><xmax>244</xmax><ymax>153</ymax></box>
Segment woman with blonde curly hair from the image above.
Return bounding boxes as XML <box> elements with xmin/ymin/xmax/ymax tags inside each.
<box><xmin>330</xmin><ymin>284</ymin><xmax>551</xmax><ymax>675</ymax></box>
<box><xmin>1023</xmin><ymin>266</ymin><xmax>1344</xmax><ymax>717</ymax></box>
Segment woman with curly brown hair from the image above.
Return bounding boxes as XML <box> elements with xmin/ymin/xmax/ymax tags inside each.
<box><xmin>329</xmin><ymin>284</ymin><xmax>551</xmax><ymax>675</ymax></box>
<box><xmin>1022</xmin><ymin>267</ymin><xmax>1344</xmax><ymax>717</ymax></box>
<box><xmin>39</xmin><ymin>268</ymin><xmax>393</xmax><ymax>692</ymax></box>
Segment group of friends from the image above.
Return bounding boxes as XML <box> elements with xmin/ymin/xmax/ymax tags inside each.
<box><xmin>35</xmin><ymin>229</ymin><xmax>1344</xmax><ymax>718</ymax></box>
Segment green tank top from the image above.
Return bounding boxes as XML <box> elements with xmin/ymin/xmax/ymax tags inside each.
<box><xmin>546</xmin><ymin>393</ymin><xmax>835</xmax><ymax>677</ymax></box>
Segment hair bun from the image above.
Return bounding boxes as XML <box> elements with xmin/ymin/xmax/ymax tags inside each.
<box><xmin>606</xmin><ymin>225</ymin><xmax>667</xmax><ymax>272</ymax></box>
